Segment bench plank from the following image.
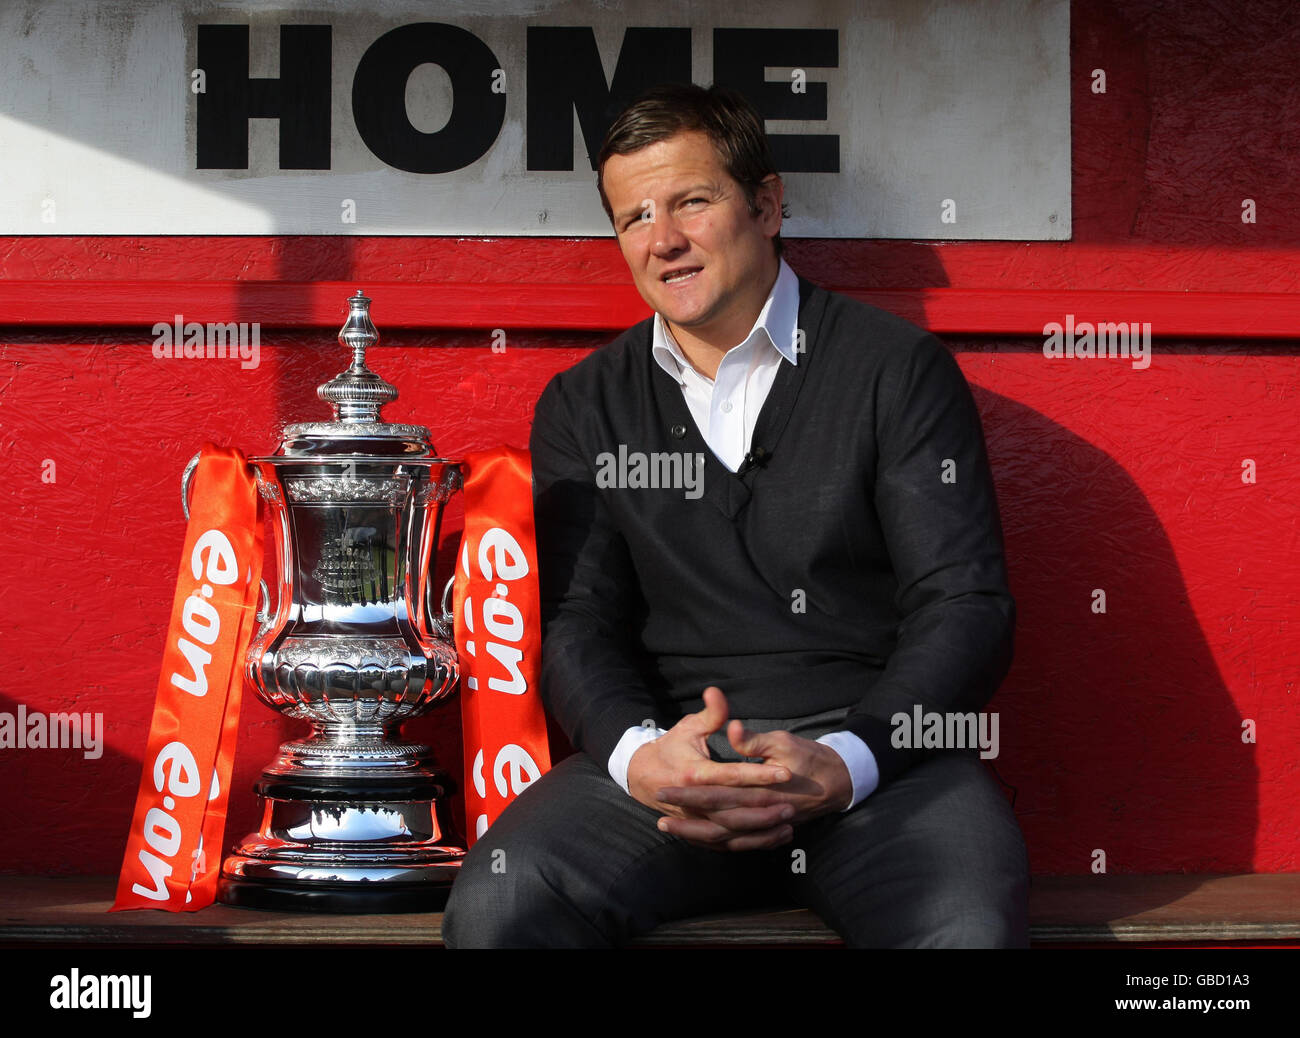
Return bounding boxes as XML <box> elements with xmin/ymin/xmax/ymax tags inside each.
<box><xmin>2</xmin><ymin>874</ymin><xmax>1298</xmax><ymax>946</ymax></box>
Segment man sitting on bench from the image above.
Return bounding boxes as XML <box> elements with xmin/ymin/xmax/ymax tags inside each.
<box><xmin>443</xmin><ymin>83</ymin><xmax>1029</xmax><ymax>948</ymax></box>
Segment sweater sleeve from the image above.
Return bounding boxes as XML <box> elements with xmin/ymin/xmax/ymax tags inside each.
<box><xmin>837</xmin><ymin>331</ymin><xmax>1015</xmax><ymax>786</ymax></box>
<box><xmin>529</xmin><ymin>372</ymin><xmax>670</xmax><ymax>767</ymax></box>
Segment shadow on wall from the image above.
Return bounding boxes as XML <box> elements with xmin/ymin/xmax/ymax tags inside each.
<box><xmin>0</xmin><ymin>691</ymin><xmax>140</xmax><ymax>877</ymax></box>
<box><xmin>973</xmin><ymin>383</ymin><xmax>1258</xmax><ymax>894</ymax></box>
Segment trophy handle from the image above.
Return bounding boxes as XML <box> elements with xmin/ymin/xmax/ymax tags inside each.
<box><xmin>431</xmin><ymin>575</ymin><xmax>456</xmax><ymax>642</ymax></box>
<box><xmin>180</xmin><ymin>451</ymin><xmax>202</xmax><ymax>520</ymax></box>
<box><xmin>256</xmin><ymin>579</ymin><xmax>273</xmax><ymax>627</ymax></box>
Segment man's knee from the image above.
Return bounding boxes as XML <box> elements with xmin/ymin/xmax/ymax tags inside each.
<box><xmin>902</xmin><ymin>861</ymin><xmax>1030</xmax><ymax>948</ymax></box>
<box><xmin>790</xmin><ymin>751</ymin><xmax>1030</xmax><ymax>947</ymax></box>
<box><xmin>901</xmin><ymin>754</ymin><xmax>1030</xmax><ymax>947</ymax></box>
<box><xmin>806</xmin><ymin>858</ymin><xmax>1028</xmax><ymax>949</ymax></box>
<box><xmin>443</xmin><ymin>834</ymin><xmax>596</xmax><ymax>948</ymax></box>
<box><xmin>442</xmin><ymin>755</ymin><xmax>613</xmax><ymax>948</ymax></box>
<box><xmin>441</xmin><ymin>752</ymin><xmax>674</xmax><ymax>948</ymax></box>
<box><xmin>912</xmin><ymin>906</ymin><xmax>1028</xmax><ymax>948</ymax></box>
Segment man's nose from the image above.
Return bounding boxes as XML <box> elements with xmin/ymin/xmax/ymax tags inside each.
<box><xmin>650</xmin><ymin>211</ymin><xmax>688</xmax><ymax>256</ymax></box>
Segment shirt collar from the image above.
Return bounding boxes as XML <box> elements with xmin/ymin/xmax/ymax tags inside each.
<box><xmin>652</xmin><ymin>258</ymin><xmax>800</xmax><ymax>385</ymax></box>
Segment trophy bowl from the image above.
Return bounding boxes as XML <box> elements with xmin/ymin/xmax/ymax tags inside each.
<box><xmin>216</xmin><ymin>291</ymin><xmax>466</xmax><ymax>913</ymax></box>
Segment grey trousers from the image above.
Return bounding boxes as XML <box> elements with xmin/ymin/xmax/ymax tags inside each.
<box><xmin>442</xmin><ymin>713</ymin><xmax>1029</xmax><ymax>949</ymax></box>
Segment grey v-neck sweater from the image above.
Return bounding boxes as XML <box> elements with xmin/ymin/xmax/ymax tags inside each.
<box><xmin>530</xmin><ymin>277</ymin><xmax>1014</xmax><ymax>787</ymax></box>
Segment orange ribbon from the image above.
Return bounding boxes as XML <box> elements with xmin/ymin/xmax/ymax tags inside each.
<box><xmin>454</xmin><ymin>447</ymin><xmax>552</xmax><ymax>845</ymax></box>
<box><xmin>111</xmin><ymin>445</ymin><xmax>262</xmax><ymax>911</ymax></box>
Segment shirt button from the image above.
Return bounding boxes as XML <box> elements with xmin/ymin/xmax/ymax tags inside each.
<box><xmin>720</xmin><ymin>400</ymin><xmax>733</xmax><ymax>414</ymax></box>
<box><xmin>670</xmin><ymin>424</ymin><xmax>687</xmax><ymax>439</ymax></box>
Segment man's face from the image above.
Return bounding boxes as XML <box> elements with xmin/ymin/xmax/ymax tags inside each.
<box><xmin>602</xmin><ymin>130</ymin><xmax>782</xmax><ymax>350</ymax></box>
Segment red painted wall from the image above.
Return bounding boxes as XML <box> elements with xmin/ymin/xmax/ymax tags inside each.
<box><xmin>1</xmin><ymin>0</ymin><xmax>1297</xmax><ymax>879</ymax></box>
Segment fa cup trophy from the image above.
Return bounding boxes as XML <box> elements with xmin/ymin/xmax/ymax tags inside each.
<box><xmin>213</xmin><ymin>291</ymin><xmax>465</xmax><ymax>912</ymax></box>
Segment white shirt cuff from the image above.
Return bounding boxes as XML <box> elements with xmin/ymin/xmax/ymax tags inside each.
<box><xmin>817</xmin><ymin>730</ymin><xmax>880</xmax><ymax>809</ymax></box>
<box><xmin>609</xmin><ymin>723</ymin><xmax>668</xmax><ymax>794</ymax></box>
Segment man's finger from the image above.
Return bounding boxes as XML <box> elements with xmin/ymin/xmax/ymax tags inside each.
<box><xmin>658</xmin><ymin>812</ymin><xmax>793</xmax><ymax>844</ymax></box>
<box><xmin>658</xmin><ymin>805</ymin><xmax>791</xmax><ymax>840</ymax></box>
<box><xmin>658</xmin><ymin>796</ymin><xmax>794</xmax><ymax>831</ymax></box>
<box><xmin>720</xmin><ymin>826</ymin><xmax>795</xmax><ymax>853</ymax></box>
<box><xmin>657</xmin><ymin>815</ymin><xmax>733</xmax><ymax>845</ymax></box>
<box><xmin>667</xmin><ymin>760</ymin><xmax>791</xmax><ymax>787</ymax></box>
<box><xmin>686</xmin><ymin>685</ymin><xmax>730</xmax><ymax>736</ymax></box>
<box><xmin>727</xmin><ymin>718</ymin><xmax>783</xmax><ymax>760</ymax></box>
<box><xmin>704</xmin><ymin>805</ymin><xmax>796</xmax><ymax>831</ymax></box>
<box><xmin>657</xmin><ymin>785</ymin><xmax>789</xmax><ymax>812</ymax></box>
<box><xmin>661</xmin><ymin>815</ymin><xmax>795</xmax><ymax>852</ymax></box>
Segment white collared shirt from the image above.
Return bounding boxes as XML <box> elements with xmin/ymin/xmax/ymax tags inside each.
<box><xmin>608</xmin><ymin>258</ymin><xmax>880</xmax><ymax>811</ymax></box>
<box><xmin>650</xmin><ymin>257</ymin><xmax>801</xmax><ymax>472</ymax></box>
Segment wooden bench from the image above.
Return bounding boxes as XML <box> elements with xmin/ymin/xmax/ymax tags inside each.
<box><xmin>3</xmin><ymin>874</ymin><xmax>1299</xmax><ymax>947</ymax></box>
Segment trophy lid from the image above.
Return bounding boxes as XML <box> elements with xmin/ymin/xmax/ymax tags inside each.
<box><xmin>271</xmin><ymin>290</ymin><xmax>436</xmax><ymax>458</ymax></box>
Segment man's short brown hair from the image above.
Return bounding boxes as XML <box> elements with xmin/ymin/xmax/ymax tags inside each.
<box><xmin>596</xmin><ymin>83</ymin><xmax>789</xmax><ymax>255</ymax></box>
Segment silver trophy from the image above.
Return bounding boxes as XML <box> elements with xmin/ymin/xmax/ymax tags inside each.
<box><xmin>205</xmin><ymin>290</ymin><xmax>464</xmax><ymax>912</ymax></box>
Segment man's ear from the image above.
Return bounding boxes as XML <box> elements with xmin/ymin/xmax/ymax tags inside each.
<box><xmin>755</xmin><ymin>174</ymin><xmax>784</xmax><ymax>234</ymax></box>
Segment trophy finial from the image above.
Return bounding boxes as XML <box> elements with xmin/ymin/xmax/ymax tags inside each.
<box><xmin>318</xmin><ymin>289</ymin><xmax>399</xmax><ymax>423</ymax></box>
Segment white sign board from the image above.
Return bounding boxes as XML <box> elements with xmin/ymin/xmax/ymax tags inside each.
<box><xmin>0</xmin><ymin>0</ymin><xmax>1070</xmax><ymax>238</ymax></box>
